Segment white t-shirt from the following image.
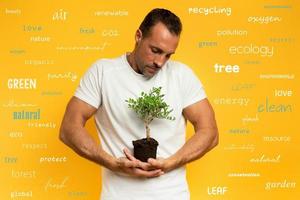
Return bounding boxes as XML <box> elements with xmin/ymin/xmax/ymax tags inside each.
<box><xmin>74</xmin><ymin>53</ymin><xmax>207</xmax><ymax>200</ymax></box>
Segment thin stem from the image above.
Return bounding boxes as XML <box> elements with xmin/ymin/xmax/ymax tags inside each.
<box><xmin>145</xmin><ymin>121</ymin><xmax>150</xmax><ymax>140</ymax></box>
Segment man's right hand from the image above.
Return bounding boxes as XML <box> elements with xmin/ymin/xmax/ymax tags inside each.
<box><xmin>114</xmin><ymin>148</ymin><xmax>164</xmax><ymax>178</ymax></box>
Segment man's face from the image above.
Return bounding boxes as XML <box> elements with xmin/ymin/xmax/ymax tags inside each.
<box><xmin>134</xmin><ymin>22</ymin><xmax>180</xmax><ymax>78</ymax></box>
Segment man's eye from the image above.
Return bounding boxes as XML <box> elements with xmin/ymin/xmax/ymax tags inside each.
<box><xmin>151</xmin><ymin>48</ymin><xmax>159</xmax><ymax>53</ymax></box>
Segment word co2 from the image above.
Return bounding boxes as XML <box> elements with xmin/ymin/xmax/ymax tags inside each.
<box><xmin>102</xmin><ymin>29</ymin><xmax>119</xmax><ymax>37</ymax></box>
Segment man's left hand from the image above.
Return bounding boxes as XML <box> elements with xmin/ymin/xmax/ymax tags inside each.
<box><xmin>147</xmin><ymin>157</ymin><xmax>176</xmax><ymax>173</ymax></box>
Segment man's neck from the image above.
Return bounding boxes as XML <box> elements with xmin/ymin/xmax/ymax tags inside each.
<box><xmin>126</xmin><ymin>52</ymin><xmax>141</xmax><ymax>74</ymax></box>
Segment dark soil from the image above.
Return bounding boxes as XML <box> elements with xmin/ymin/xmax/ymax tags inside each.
<box><xmin>132</xmin><ymin>138</ymin><xmax>159</xmax><ymax>162</ymax></box>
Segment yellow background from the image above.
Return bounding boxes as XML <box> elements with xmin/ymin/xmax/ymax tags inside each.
<box><xmin>1</xmin><ymin>0</ymin><xmax>299</xmax><ymax>199</ymax></box>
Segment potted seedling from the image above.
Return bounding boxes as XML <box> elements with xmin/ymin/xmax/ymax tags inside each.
<box><xmin>125</xmin><ymin>86</ymin><xmax>175</xmax><ymax>162</ymax></box>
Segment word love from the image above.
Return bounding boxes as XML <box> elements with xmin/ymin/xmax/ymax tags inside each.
<box><xmin>274</xmin><ymin>89</ymin><xmax>292</xmax><ymax>97</ymax></box>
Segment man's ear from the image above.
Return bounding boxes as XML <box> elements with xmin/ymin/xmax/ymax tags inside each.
<box><xmin>135</xmin><ymin>29</ymin><xmax>142</xmax><ymax>43</ymax></box>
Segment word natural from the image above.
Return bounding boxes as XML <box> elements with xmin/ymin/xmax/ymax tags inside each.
<box><xmin>250</xmin><ymin>154</ymin><xmax>281</xmax><ymax>163</ymax></box>
<box><xmin>13</xmin><ymin>109</ymin><xmax>40</xmax><ymax>120</ymax></box>
<box><xmin>30</xmin><ymin>36</ymin><xmax>50</xmax><ymax>42</ymax></box>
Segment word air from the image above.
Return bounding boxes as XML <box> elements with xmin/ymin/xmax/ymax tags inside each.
<box><xmin>52</xmin><ymin>9</ymin><xmax>68</xmax><ymax>20</ymax></box>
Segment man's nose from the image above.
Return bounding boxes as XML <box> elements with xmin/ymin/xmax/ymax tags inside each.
<box><xmin>153</xmin><ymin>55</ymin><xmax>166</xmax><ymax>68</ymax></box>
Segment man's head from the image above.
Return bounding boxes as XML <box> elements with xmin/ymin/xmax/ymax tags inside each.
<box><xmin>131</xmin><ymin>8</ymin><xmax>182</xmax><ymax>78</ymax></box>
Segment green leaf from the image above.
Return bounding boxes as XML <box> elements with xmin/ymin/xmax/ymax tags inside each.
<box><xmin>125</xmin><ymin>86</ymin><xmax>176</xmax><ymax>123</ymax></box>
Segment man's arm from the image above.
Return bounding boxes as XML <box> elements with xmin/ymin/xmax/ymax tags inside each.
<box><xmin>59</xmin><ymin>96</ymin><xmax>163</xmax><ymax>177</ymax></box>
<box><xmin>148</xmin><ymin>98</ymin><xmax>219</xmax><ymax>172</ymax></box>
<box><xmin>59</xmin><ymin>96</ymin><xmax>117</xmax><ymax>170</ymax></box>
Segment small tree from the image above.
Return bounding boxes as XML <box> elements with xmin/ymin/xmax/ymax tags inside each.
<box><xmin>125</xmin><ymin>86</ymin><xmax>175</xmax><ymax>140</ymax></box>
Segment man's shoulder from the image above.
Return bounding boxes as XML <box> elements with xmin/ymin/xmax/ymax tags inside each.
<box><xmin>91</xmin><ymin>54</ymin><xmax>124</xmax><ymax>69</ymax></box>
<box><xmin>166</xmin><ymin>59</ymin><xmax>193</xmax><ymax>74</ymax></box>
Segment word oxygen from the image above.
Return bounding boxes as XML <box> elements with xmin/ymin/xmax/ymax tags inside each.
<box><xmin>13</xmin><ymin>109</ymin><xmax>40</xmax><ymax>120</ymax></box>
<box><xmin>229</xmin><ymin>44</ymin><xmax>274</xmax><ymax>57</ymax></box>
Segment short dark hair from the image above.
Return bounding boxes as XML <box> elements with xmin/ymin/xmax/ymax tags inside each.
<box><xmin>139</xmin><ymin>8</ymin><xmax>182</xmax><ymax>38</ymax></box>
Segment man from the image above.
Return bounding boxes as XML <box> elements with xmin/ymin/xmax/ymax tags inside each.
<box><xmin>59</xmin><ymin>8</ymin><xmax>218</xmax><ymax>200</ymax></box>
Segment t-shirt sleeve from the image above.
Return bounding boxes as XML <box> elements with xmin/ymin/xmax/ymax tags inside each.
<box><xmin>74</xmin><ymin>62</ymin><xmax>102</xmax><ymax>109</ymax></box>
<box><xmin>180</xmin><ymin>65</ymin><xmax>207</xmax><ymax>109</ymax></box>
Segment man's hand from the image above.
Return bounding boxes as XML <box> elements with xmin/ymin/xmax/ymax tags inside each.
<box><xmin>147</xmin><ymin>157</ymin><xmax>176</xmax><ymax>173</ymax></box>
<box><xmin>114</xmin><ymin>148</ymin><xmax>164</xmax><ymax>178</ymax></box>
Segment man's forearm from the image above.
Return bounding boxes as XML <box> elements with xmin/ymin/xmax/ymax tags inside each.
<box><xmin>167</xmin><ymin>127</ymin><xmax>218</xmax><ymax>171</ymax></box>
<box><xmin>59</xmin><ymin>126</ymin><xmax>117</xmax><ymax>171</ymax></box>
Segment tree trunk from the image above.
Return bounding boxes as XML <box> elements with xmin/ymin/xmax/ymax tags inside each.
<box><xmin>145</xmin><ymin>122</ymin><xmax>150</xmax><ymax>140</ymax></box>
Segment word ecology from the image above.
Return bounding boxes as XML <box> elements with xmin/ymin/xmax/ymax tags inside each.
<box><xmin>229</xmin><ymin>44</ymin><xmax>274</xmax><ymax>57</ymax></box>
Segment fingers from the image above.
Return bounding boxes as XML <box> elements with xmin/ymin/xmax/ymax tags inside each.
<box><xmin>117</xmin><ymin>157</ymin><xmax>164</xmax><ymax>178</ymax></box>
<box><xmin>137</xmin><ymin>161</ymin><xmax>152</xmax><ymax>170</ymax></box>
<box><xmin>147</xmin><ymin>158</ymin><xmax>161</xmax><ymax>168</ymax></box>
<box><xmin>119</xmin><ymin>149</ymin><xmax>166</xmax><ymax>178</ymax></box>
<box><xmin>123</xmin><ymin>148</ymin><xmax>152</xmax><ymax>170</ymax></box>
<box><xmin>116</xmin><ymin>157</ymin><xmax>165</xmax><ymax>178</ymax></box>
<box><xmin>132</xmin><ymin>168</ymin><xmax>164</xmax><ymax>178</ymax></box>
<box><xmin>123</xmin><ymin>148</ymin><xmax>136</xmax><ymax>161</ymax></box>
<box><xmin>117</xmin><ymin>157</ymin><xmax>138</xmax><ymax>168</ymax></box>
